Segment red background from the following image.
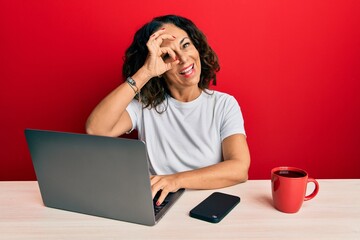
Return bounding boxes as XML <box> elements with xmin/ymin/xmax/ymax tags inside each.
<box><xmin>1</xmin><ymin>0</ymin><xmax>359</xmax><ymax>180</ymax></box>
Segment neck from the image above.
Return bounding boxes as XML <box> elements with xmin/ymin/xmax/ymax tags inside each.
<box><xmin>169</xmin><ymin>87</ymin><xmax>202</xmax><ymax>102</ymax></box>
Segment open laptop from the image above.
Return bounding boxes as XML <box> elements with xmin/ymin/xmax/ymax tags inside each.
<box><xmin>24</xmin><ymin>129</ymin><xmax>184</xmax><ymax>226</ymax></box>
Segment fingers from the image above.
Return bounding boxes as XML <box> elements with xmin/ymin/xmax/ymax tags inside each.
<box><xmin>150</xmin><ymin>27</ymin><xmax>166</xmax><ymax>39</ymax></box>
<box><xmin>143</xmin><ymin>27</ymin><xmax>179</xmax><ymax>78</ymax></box>
<box><xmin>146</xmin><ymin>34</ymin><xmax>176</xmax><ymax>59</ymax></box>
<box><xmin>168</xmin><ymin>59</ymin><xmax>181</xmax><ymax>70</ymax></box>
<box><xmin>156</xmin><ymin>189</ymin><xmax>170</xmax><ymax>206</ymax></box>
<box><xmin>149</xmin><ymin>28</ymin><xmax>176</xmax><ymax>45</ymax></box>
<box><xmin>151</xmin><ymin>33</ymin><xmax>176</xmax><ymax>45</ymax></box>
<box><xmin>150</xmin><ymin>176</ymin><xmax>162</xmax><ymax>198</ymax></box>
<box><xmin>147</xmin><ymin>28</ymin><xmax>176</xmax><ymax>56</ymax></box>
<box><xmin>160</xmin><ymin>47</ymin><xmax>177</xmax><ymax>61</ymax></box>
<box><xmin>160</xmin><ymin>47</ymin><xmax>180</xmax><ymax>71</ymax></box>
<box><xmin>162</xmin><ymin>60</ymin><xmax>180</xmax><ymax>74</ymax></box>
<box><xmin>150</xmin><ymin>175</ymin><xmax>175</xmax><ymax>206</ymax></box>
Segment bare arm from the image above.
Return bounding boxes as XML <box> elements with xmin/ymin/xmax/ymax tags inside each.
<box><xmin>151</xmin><ymin>134</ymin><xmax>250</xmax><ymax>205</ymax></box>
<box><xmin>86</xmin><ymin>29</ymin><xmax>179</xmax><ymax>136</ymax></box>
<box><xmin>85</xmin><ymin>70</ymin><xmax>149</xmax><ymax>137</ymax></box>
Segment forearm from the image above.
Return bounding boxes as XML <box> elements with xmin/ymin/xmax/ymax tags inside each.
<box><xmin>151</xmin><ymin>158</ymin><xmax>249</xmax><ymax>205</ymax></box>
<box><xmin>85</xmin><ymin>83</ymin><xmax>133</xmax><ymax>136</ymax></box>
<box><xmin>176</xmin><ymin>159</ymin><xmax>249</xmax><ymax>190</ymax></box>
<box><xmin>86</xmin><ymin>68</ymin><xmax>151</xmax><ymax>136</ymax></box>
<box><xmin>151</xmin><ymin>132</ymin><xmax>249</xmax><ymax>206</ymax></box>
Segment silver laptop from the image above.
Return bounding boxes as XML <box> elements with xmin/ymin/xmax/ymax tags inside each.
<box><xmin>25</xmin><ymin>129</ymin><xmax>184</xmax><ymax>226</ymax></box>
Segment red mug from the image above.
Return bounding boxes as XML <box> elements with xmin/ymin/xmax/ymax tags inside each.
<box><xmin>271</xmin><ymin>166</ymin><xmax>319</xmax><ymax>213</ymax></box>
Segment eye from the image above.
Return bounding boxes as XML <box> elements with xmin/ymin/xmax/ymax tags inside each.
<box><xmin>183</xmin><ymin>42</ymin><xmax>190</xmax><ymax>48</ymax></box>
<box><xmin>162</xmin><ymin>53</ymin><xmax>170</xmax><ymax>60</ymax></box>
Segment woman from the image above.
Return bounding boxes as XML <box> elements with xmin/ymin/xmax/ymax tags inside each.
<box><xmin>86</xmin><ymin>15</ymin><xmax>250</xmax><ymax>205</ymax></box>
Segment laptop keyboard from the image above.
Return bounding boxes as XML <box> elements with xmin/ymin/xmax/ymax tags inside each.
<box><xmin>153</xmin><ymin>191</ymin><xmax>170</xmax><ymax>216</ymax></box>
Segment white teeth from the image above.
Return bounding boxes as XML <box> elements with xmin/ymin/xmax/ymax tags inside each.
<box><xmin>180</xmin><ymin>64</ymin><xmax>193</xmax><ymax>74</ymax></box>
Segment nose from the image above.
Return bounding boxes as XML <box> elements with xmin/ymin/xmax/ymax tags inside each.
<box><xmin>176</xmin><ymin>52</ymin><xmax>188</xmax><ymax>64</ymax></box>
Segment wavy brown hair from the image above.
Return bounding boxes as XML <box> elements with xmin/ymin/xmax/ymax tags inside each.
<box><xmin>122</xmin><ymin>15</ymin><xmax>220</xmax><ymax>111</ymax></box>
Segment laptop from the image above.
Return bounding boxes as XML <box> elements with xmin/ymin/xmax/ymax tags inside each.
<box><xmin>24</xmin><ymin>129</ymin><xmax>184</xmax><ymax>226</ymax></box>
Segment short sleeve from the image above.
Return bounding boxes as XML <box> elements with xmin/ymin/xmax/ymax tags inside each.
<box><xmin>125</xmin><ymin>99</ymin><xmax>142</xmax><ymax>132</ymax></box>
<box><xmin>220</xmin><ymin>96</ymin><xmax>246</xmax><ymax>141</ymax></box>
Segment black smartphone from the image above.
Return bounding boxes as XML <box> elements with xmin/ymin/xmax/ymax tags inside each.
<box><xmin>189</xmin><ymin>192</ymin><xmax>240</xmax><ymax>223</ymax></box>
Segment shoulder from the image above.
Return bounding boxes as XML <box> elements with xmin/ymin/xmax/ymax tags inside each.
<box><xmin>202</xmin><ymin>90</ymin><xmax>239</xmax><ymax>106</ymax></box>
<box><xmin>203</xmin><ymin>89</ymin><xmax>235</xmax><ymax>98</ymax></box>
<box><xmin>127</xmin><ymin>99</ymin><xmax>143</xmax><ymax>111</ymax></box>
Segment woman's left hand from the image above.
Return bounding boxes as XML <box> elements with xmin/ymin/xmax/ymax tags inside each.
<box><xmin>150</xmin><ymin>174</ymin><xmax>181</xmax><ymax>205</ymax></box>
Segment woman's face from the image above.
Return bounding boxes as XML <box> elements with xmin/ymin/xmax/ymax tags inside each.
<box><xmin>160</xmin><ymin>24</ymin><xmax>201</xmax><ymax>92</ymax></box>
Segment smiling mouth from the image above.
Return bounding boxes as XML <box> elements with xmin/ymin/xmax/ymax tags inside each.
<box><xmin>180</xmin><ymin>64</ymin><xmax>194</xmax><ymax>75</ymax></box>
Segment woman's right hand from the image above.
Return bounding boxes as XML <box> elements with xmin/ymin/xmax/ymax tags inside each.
<box><xmin>142</xmin><ymin>28</ymin><xmax>180</xmax><ymax>79</ymax></box>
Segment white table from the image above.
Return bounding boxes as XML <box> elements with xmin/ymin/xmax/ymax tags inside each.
<box><xmin>1</xmin><ymin>180</ymin><xmax>359</xmax><ymax>239</ymax></box>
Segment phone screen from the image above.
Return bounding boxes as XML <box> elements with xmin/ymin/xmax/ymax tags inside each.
<box><xmin>189</xmin><ymin>192</ymin><xmax>240</xmax><ymax>223</ymax></box>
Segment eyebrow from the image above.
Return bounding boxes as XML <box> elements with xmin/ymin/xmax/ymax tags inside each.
<box><xmin>179</xmin><ymin>37</ymin><xmax>189</xmax><ymax>45</ymax></box>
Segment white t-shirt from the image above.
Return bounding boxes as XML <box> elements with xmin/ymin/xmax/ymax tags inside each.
<box><xmin>126</xmin><ymin>90</ymin><xmax>246</xmax><ymax>175</ymax></box>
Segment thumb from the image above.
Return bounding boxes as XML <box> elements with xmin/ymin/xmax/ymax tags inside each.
<box><xmin>166</xmin><ymin>59</ymin><xmax>180</xmax><ymax>71</ymax></box>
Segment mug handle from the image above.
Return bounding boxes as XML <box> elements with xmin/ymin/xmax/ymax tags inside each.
<box><xmin>304</xmin><ymin>178</ymin><xmax>319</xmax><ymax>201</ymax></box>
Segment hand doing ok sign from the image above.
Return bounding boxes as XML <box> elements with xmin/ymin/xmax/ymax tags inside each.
<box><xmin>144</xmin><ymin>28</ymin><xmax>180</xmax><ymax>78</ymax></box>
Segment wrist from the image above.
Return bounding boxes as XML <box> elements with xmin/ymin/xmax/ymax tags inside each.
<box><xmin>173</xmin><ymin>172</ymin><xmax>186</xmax><ymax>190</ymax></box>
<box><xmin>131</xmin><ymin>67</ymin><xmax>153</xmax><ymax>88</ymax></box>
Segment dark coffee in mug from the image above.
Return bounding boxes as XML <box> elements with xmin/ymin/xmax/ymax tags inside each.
<box><xmin>271</xmin><ymin>166</ymin><xmax>319</xmax><ymax>213</ymax></box>
<box><xmin>274</xmin><ymin>170</ymin><xmax>306</xmax><ymax>178</ymax></box>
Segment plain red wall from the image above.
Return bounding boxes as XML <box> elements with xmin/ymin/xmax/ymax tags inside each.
<box><xmin>1</xmin><ymin>0</ymin><xmax>360</xmax><ymax>180</ymax></box>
